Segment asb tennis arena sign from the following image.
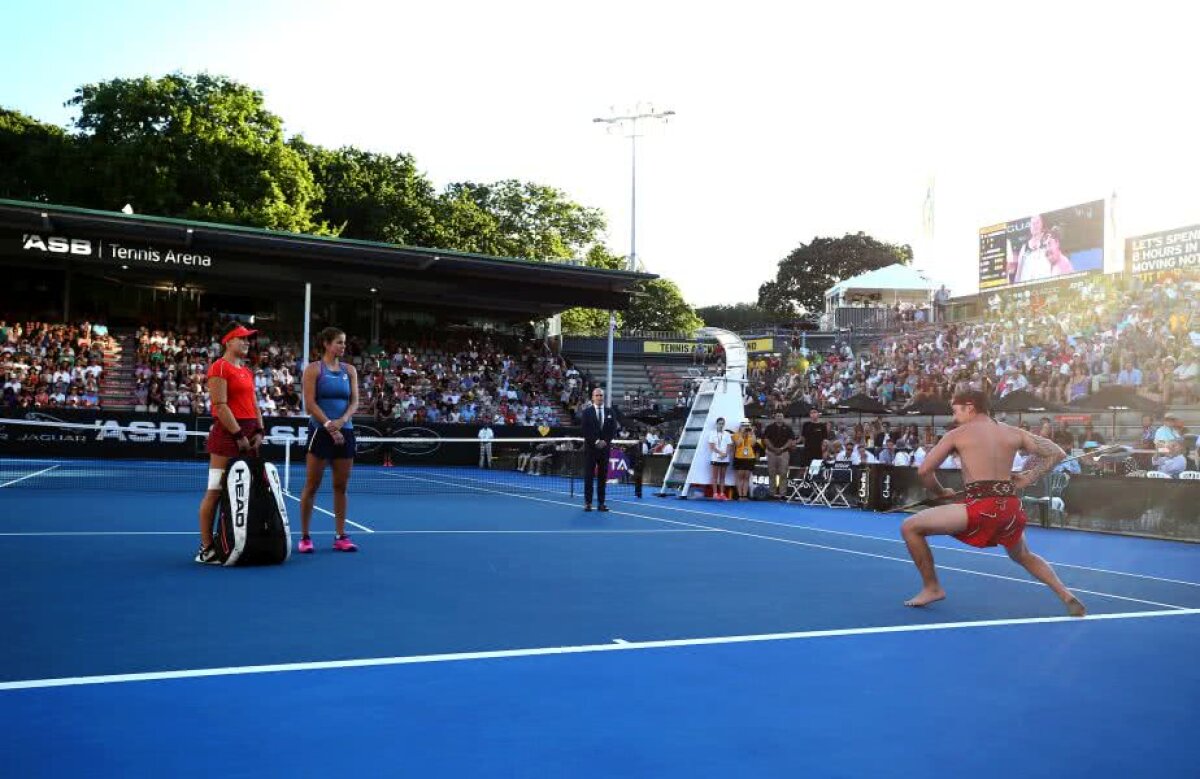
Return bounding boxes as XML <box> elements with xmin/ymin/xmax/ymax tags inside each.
<box><xmin>14</xmin><ymin>233</ymin><xmax>216</xmax><ymax>269</ymax></box>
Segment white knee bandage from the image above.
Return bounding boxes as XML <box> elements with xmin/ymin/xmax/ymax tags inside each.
<box><xmin>207</xmin><ymin>468</ymin><xmax>225</xmax><ymax>491</ymax></box>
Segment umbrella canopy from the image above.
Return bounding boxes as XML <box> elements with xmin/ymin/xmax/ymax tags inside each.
<box><xmin>784</xmin><ymin>400</ymin><xmax>814</xmax><ymax>418</ymax></box>
<box><xmin>993</xmin><ymin>389</ymin><xmax>1065</xmax><ymax>414</ymax></box>
<box><xmin>743</xmin><ymin>401</ymin><xmax>767</xmax><ymax>418</ymax></box>
<box><xmin>1067</xmin><ymin>386</ymin><xmax>1165</xmax><ymax>414</ymax></box>
<box><xmin>837</xmin><ymin>393</ymin><xmax>889</xmax><ymax>415</ymax></box>
<box><xmin>664</xmin><ymin>406</ymin><xmax>690</xmax><ymax>422</ymax></box>
<box><xmin>627</xmin><ymin>410</ymin><xmax>666</xmax><ymax>426</ymax></box>
<box><xmin>901</xmin><ymin>395</ymin><xmax>953</xmax><ymax>417</ymax></box>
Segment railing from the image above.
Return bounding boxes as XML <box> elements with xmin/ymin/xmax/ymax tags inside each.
<box><xmin>621</xmin><ymin>330</ymin><xmax>702</xmax><ymax>341</ymax></box>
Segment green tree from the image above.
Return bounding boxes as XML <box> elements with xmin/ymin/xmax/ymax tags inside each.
<box><xmin>441</xmin><ymin>180</ymin><xmax>606</xmax><ymax>260</ymax></box>
<box><xmin>757</xmin><ymin>232</ymin><xmax>913</xmax><ymax>316</ymax></box>
<box><xmin>0</xmin><ymin>108</ymin><xmax>78</xmax><ymax>202</ymax></box>
<box><xmin>429</xmin><ymin>187</ymin><xmax>503</xmax><ymax>254</ymax></box>
<box><xmin>624</xmin><ymin>279</ymin><xmax>703</xmax><ymax>334</ymax></box>
<box><xmin>559</xmin><ymin>245</ymin><xmax>625</xmax><ymax>336</ymax></box>
<box><xmin>293</xmin><ymin>139</ymin><xmax>441</xmax><ymax>245</ymax></box>
<box><xmin>67</xmin><ymin>73</ymin><xmax>327</xmax><ymax>233</ymax></box>
<box><xmin>559</xmin><ymin>247</ymin><xmax>703</xmax><ymax>336</ymax></box>
<box><xmin>695</xmin><ymin>302</ymin><xmax>788</xmax><ymax>332</ymax></box>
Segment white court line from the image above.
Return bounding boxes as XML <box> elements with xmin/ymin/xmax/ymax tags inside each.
<box><xmin>409</xmin><ymin>470</ymin><xmax>1200</xmax><ymax>590</ymax></box>
<box><xmin>363</xmin><ymin>529</ymin><xmax>715</xmax><ymax>535</ymax></box>
<box><xmin>3</xmin><ymin>607</ymin><xmax>1196</xmax><ymax>691</ymax></box>
<box><xmin>382</xmin><ymin>472</ymin><xmax>1194</xmax><ymax>611</ymax></box>
<box><xmin>283</xmin><ymin>491</ymin><xmax>373</xmax><ymax>533</ymax></box>
<box><xmin>0</xmin><ymin>464</ymin><xmax>61</xmax><ymax>489</ymax></box>
<box><xmin>0</xmin><ymin>531</ymin><xmax>196</xmax><ymax>536</ymax></box>
<box><xmin>0</xmin><ymin>528</ymin><xmax>716</xmax><ymax>538</ymax></box>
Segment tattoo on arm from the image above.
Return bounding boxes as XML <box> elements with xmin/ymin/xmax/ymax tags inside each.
<box><xmin>1023</xmin><ymin>432</ymin><xmax>1066</xmax><ymax>482</ymax></box>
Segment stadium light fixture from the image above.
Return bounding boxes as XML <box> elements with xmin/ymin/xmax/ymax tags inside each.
<box><xmin>592</xmin><ymin>104</ymin><xmax>676</xmax><ymax>274</ymax></box>
<box><xmin>593</xmin><ymin>104</ymin><xmax>675</xmax><ymax>398</ymax></box>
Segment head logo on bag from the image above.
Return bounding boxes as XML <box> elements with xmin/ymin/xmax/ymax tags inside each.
<box><xmin>214</xmin><ymin>458</ymin><xmax>289</xmax><ymax>567</ymax></box>
<box><xmin>232</xmin><ymin>466</ymin><xmax>249</xmax><ymax>528</ymax></box>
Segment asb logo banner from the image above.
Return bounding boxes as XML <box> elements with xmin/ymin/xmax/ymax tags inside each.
<box><xmin>16</xmin><ymin>233</ymin><xmax>215</xmax><ymax>268</ymax></box>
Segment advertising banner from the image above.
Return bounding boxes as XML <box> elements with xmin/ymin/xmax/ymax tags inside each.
<box><xmin>1125</xmin><ymin>224</ymin><xmax>1200</xmax><ymax>275</ymax></box>
<box><xmin>0</xmin><ymin>410</ymin><xmax>580</xmax><ymax>466</ymax></box>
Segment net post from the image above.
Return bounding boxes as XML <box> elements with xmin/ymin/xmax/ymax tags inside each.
<box><xmin>284</xmin><ymin>434</ymin><xmax>292</xmax><ymax>493</ymax></box>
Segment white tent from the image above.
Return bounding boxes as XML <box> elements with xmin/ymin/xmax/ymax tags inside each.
<box><xmin>824</xmin><ymin>264</ymin><xmax>941</xmax><ymax>313</ymax></box>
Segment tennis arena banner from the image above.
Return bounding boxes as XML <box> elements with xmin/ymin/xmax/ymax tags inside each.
<box><xmin>643</xmin><ymin>341</ymin><xmax>712</xmax><ymax>355</ymax></box>
<box><xmin>1125</xmin><ymin>224</ymin><xmax>1200</xmax><ymax>275</ymax></box>
<box><xmin>2</xmin><ymin>230</ymin><xmax>218</xmax><ymax>270</ymax></box>
<box><xmin>0</xmin><ymin>411</ymin><xmax>581</xmax><ymax>466</ymax></box>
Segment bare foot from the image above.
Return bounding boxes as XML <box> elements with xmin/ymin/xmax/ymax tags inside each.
<box><xmin>904</xmin><ymin>587</ymin><xmax>946</xmax><ymax>607</ymax></box>
<box><xmin>1065</xmin><ymin>597</ymin><xmax>1086</xmax><ymax>618</ymax></box>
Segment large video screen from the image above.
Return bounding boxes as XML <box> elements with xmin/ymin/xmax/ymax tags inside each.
<box><xmin>979</xmin><ymin>199</ymin><xmax>1105</xmax><ymax>290</ymax></box>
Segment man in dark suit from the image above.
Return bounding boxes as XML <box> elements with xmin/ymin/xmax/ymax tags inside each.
<box><xmin>581</xmin><ymin>387</ymin><xmax>618</xmax><ymax>511</ymax></box>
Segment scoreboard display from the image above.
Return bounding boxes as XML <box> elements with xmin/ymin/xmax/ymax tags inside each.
<box><xmin>978</xmin><ymin>200</ymin><xmax>1104</xmax><ymax>290</ymax></box>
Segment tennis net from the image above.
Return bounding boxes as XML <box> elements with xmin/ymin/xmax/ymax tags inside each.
<box><xmin>0</xmin><ymin>417</ymin><xmax>641</xmax><ymax>498</ymax></box>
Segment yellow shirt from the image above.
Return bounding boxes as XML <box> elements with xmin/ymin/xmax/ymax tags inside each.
<box><xmin>732</xmin><ymin>431</ymin><xmax>758</xmax><ymax>459</ymax></box>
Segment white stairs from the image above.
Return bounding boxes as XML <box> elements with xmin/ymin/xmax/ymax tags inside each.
<box><xmin>656</xmin><ymin>328</ymin><xmax>749</xmax><ymax>498</ymax></box>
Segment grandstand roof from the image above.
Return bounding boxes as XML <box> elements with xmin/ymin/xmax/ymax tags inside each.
<box><xmin>0</xmin><ymin>199</ymin><xmax>655</xmax><ymax>319</ymax></box>
<box><xmin>825</xmin><ymin>264</ymin><xmax>939</xmax><ymax>298</ymax></box>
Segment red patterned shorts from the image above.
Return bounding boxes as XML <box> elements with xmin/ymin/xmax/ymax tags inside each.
<box><xmin>953</xmin><ymin>481</ymin><xmax>1026</xmax><ymax>549</ymax></box>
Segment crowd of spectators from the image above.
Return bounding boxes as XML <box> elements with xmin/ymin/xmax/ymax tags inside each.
<box><xmin>359</xmin><ymin>334</ymin><xmax>582</xmax><ymax>427</ymax></box>
<box><xmin>132</xmin><ymin>324</ymin><xmax>302</xmax><ymax>416</ymax></box>
<box><xmin>757</xmin><ymin>273</ymin><xmax>1199</xmax><ymax>414</ymax></box>
<box><xmin>0</xmin><ymin>320</ymin><xmax>113</xmax><ymax>410</ymax></box>
<box><xmin>749</xmin><ymin>407</ymin><xmax>1198</xmax><ymax>478</ymax></box>
<box><xmin>126</xmin><ymin>322</ymin><xmax>581</xmax><ymax>426</ymax></box>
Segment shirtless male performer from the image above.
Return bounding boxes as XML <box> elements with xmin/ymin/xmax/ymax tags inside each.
<box><xmin>901</xmin><ymin>389</ymin><xmax>1086</xmax><ymax>617</ymax></box>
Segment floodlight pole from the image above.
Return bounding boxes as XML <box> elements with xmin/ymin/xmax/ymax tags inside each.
<box><xmin>593</xmin><ymin>105</ymin><xmax>675</xmax><ymax>404</ymax></box>
<box><xmin>302</xmin><ymin>282</ymin><xmax>311</xmax><ymax>415</ymax></box>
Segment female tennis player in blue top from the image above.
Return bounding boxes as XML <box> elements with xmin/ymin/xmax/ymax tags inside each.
<box><xmin>298</xmin><ymin>327</ymin><xmax>360</xmax><ymax>553</ymax></box>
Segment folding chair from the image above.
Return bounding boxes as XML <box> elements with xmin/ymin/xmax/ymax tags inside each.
<box><xmin>784</xmin><ymin>464</ymin><xmax>813</xmax><ymax>504</ymax></box>
<box><xmin>797</xmin><ymin>460</ymin><xmax>831</xmax><ymax>506</ymax></box>
<box><xmin>825</xmin><ymin>464</ymin><xmax>855</xmax><ymax>508</ymax></box>
<box><xmin>1023</xmin><ymin>471</ymin><xmax>1070</xmax><ymax>527</ymax></box>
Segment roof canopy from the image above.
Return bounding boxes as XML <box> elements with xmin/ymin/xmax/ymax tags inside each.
<box><xmin>0</xmin><ymin>199</ymin><xmax>654</xmax><ymax>319</ymax></box>
<box><xmin>825</xmin><ymin>264</ymin><xmax>939</xmax><ymax>301</ymax></box>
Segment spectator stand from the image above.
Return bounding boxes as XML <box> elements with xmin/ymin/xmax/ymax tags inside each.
<box><xmin>0</xmin><ymin>320</ymin><xmax>114</xmax><ymax>411</ymax></box>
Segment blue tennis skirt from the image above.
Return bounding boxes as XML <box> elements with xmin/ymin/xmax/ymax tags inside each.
<box><xmin>307</xmin><ymin>426</ymin><xmax>356</xmax><ymax>460</ymax></box>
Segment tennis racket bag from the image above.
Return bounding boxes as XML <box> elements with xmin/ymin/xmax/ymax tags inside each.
<box><xmin>214</xmin><ymin>457</ymin><xmax>292</xmax><ymax>566</ymax></box>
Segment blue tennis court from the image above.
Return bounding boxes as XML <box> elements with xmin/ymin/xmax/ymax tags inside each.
<box><xmin>2</xmin><ymin>464</ymin><xmax>1198</xmax><ymax>777</ymax></box>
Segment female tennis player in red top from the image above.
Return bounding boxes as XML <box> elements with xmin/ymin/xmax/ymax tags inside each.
<box><xmin>195</xmin><ymin>324</ymin><xmax>264</xmax><ymax>564</ymax></box>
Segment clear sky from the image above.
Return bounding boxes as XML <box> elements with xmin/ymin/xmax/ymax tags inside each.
<box><xmin>3</xmin><ymin>0</ymin><xmax>1196</xmax><ymax>306</ymax></box>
